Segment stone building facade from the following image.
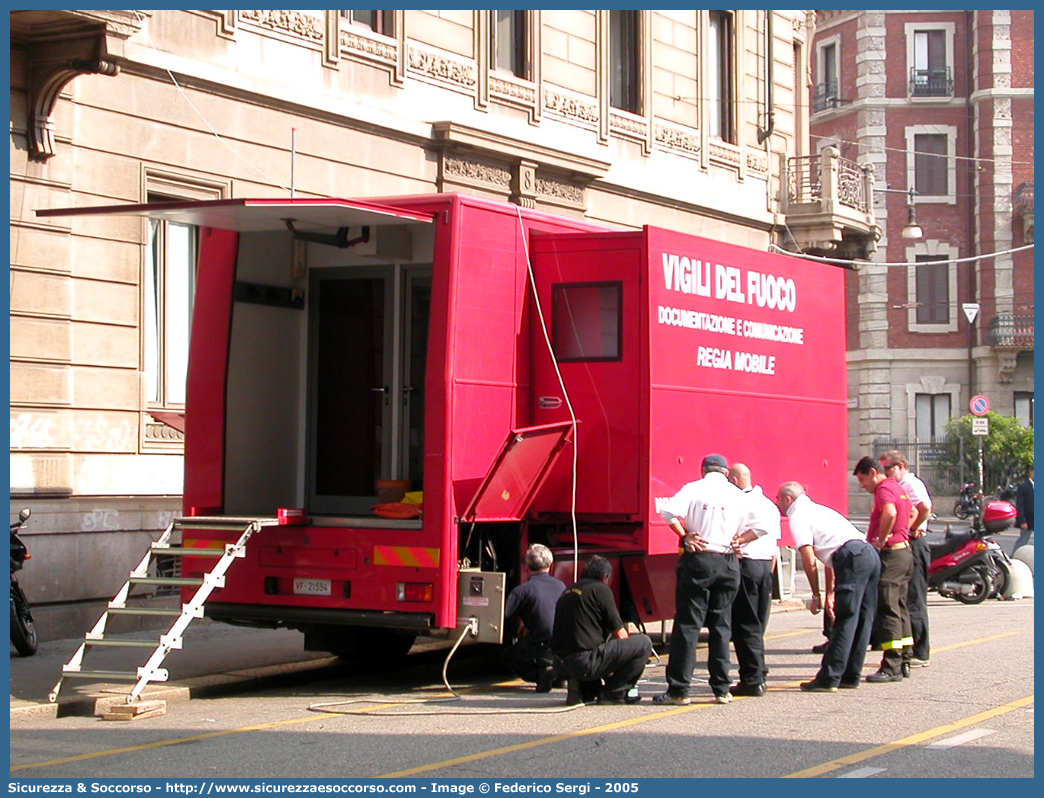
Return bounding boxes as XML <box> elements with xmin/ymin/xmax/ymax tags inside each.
<box><xmin>810</xmin><ymin>10</ymin><xmax>1034</xmax><ymax>508</ymax></box>
<box><xmin>11</xmin><ymin>10</ymin><xmax>882</xmax><ymax>637</ymax></box>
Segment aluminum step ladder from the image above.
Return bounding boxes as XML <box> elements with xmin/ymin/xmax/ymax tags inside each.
<box><xmin>48</xmin><ymin>516</ymin><xmax>276</xmax><ymax>704</ymax></box>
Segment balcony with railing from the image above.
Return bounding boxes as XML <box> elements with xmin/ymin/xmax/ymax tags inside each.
<box><xmin>781</xmin><ymin>146</ymin><xmax>881</xmax><ymax>259</ymax></box>
<box><xmin>909</xmin><ymin>67</ymin><xmax>954</xmax><ymax>98</ymax></box>
<box><xmin>812</xmin><ymin>80</ymin><xmax>839</xmax><ymax>112</ymax></box>
<box><xmin>988</xmin><ymin>315</ymin><xmax>1034</xmax><ymax>349</ymax></box>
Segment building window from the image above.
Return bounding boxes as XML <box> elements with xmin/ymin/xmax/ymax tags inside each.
<box><xmin>915</xmin><ymin>255</ymin><xmax>950</xmax><ymax>325</ymax></box>
<box><xmin>914</xmin><ymin>133</ymin><xmax>949</xmax><ymax>197</ymax></box>
<box><xmin>906</xmin><ymin>241</ymin><xmax>958</xmax><ymax>333</ymax></box>
<box><xmin>910</xmin><ymin>29</ymin><xmax>952</xmax><ymax>96</ymax></box>
<box><xmin>915</xmin><ymin>393</ymin><xmax>951</xmax><ymax>439</ymax></box>
<box><xmin>1015</xmin><ymin>392</ymin><xmax>1034</xmax><ymax>427</ymax></box>
<box><xmin>707</xmin><ymin>11</ymin><xmax>734</xmax><ymax>142</ymax></box>
<box><xmin>492</xmin><ymin>10</ymin><xmax>528</xmax><ymax>78</ymax></box>
<box><xmin>814</xmin><ymin>39</ymin><xmax>839</xmax><ymax>111</ymax></box>
<box><xmin>609</xmin><ymin>10</ymin><xmax>640</xmax><ymax>113</ymax></box>
<box><xmin>553</xmin><ymin>282</ymin><xmax>622</xmax><ymax>361</ymax></box>
<box><xmin>906</xmin><ymin>22</ymin><xmax>955</xmax><ymax>98</ymax></box>
<box><xmin>343</xmin><ymin>10</ymin><xmax>393</xmax><ymax>36</ymax></box>
<box><xmin>145</xmin><ymin>194</ymin><xmax>198</xmax><ymax>407</ymax></box>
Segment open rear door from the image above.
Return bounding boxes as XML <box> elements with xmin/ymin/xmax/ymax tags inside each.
<box><xmin>36</xmin><ymin>197</ymin><xmax>434</xmax><ymax>516</ymax></box>
<box><xmin>461</xmin><ymin>422</ymin><xmax>575</xmax><ymax>523</ymax></box>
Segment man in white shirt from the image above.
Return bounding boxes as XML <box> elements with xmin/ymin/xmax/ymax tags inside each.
<box><xmin>727</xmin><ymin>463</ymin><xmax>781</xmax><ymax>697</ymax></box>
<box><xmin>776</xmin><ymin>481</ymin><xmax>880</xmax><ymax>693</ymax></box>
<box><xmin>880</xmin><ymin>450</ymin><xmax>932</xmax><ymax>669</ymax></box>
<box><xmin>654</xmin><ymin>454</ymin><xmax>746</xmax><ymax>706</ymax></box>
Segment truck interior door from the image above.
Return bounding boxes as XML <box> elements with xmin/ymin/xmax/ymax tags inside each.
<box><xmin>308</xmin><ymin>266</ymin><xmax>431</xmax><ymax>516</ymax></box>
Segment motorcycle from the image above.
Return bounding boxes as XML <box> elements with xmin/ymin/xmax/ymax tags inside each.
<box><xmin>990</xmin><ymin>482</ymin><xmax>1018</xmax><ymax>503</ymax></box>
<box><xmin>952</xmin><ymin>482</ymin><xmax>983</xmax><ymax>520</ymax></box>
<box><xmin>10</xmin><ymin>508</ymin><xmax>38</xmax><ymax>656</ymax></box>
<box><xmin>928</xmin><ymin>499</ymin><xmax>1015</xmax><ymax>605</ymax></box>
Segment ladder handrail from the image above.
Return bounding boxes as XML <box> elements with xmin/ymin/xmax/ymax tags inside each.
<box><xmin>124</xmin><ymin>521</ymin><xmax>260</xmax><ymax>702</ymax></box>
<box><xmin>47</xmin><ymin>518</ymin><xmax>261</xmax><ymax>705</ymax></box>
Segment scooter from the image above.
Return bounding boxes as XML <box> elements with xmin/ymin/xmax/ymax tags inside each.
<box><xmin>952</xmin><ymin>482</ymin><xmax>982</xmax><ymax>520</ymax></box>
<box><xmin>928</xmin><ymin>499</ymin><xmax>1015</xmax><ymax>605</ymax></box>
<box><xmin>990</xmin><ymin>482</ymin><xmax>1018</xmax><ymax>503</ymax></box>
<box><xmin>10</xmin><ymin>508</ymin><xmax>38</xmax><ymax>656</ymax></box>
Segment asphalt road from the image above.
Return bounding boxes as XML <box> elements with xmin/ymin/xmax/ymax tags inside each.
<box><xmin>9</xmin><ymin>590</ymin><xmax>1033</xmax><ymax>780</ymax></box>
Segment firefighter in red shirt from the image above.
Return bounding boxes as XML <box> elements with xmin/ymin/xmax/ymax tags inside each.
<box><xmin>854</xmin><ymin>456</ymin><xmax>914</xmax><ymax>683</ymax></box>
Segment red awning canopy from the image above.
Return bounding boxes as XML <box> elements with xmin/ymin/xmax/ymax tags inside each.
<box><xmin>35</xmin><ymin>197</ymin><xmax>433</xmax><ymax>232</ymax></box>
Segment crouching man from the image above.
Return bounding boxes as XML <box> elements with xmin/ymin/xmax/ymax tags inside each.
<box><xmin>550</xmin><ymin>556</ymin><xmax>652</xmax><ymax>705</ymax></box>
<box><xmin>502</xmin><ymin>544</ymin><xmax>566</xmax><ymax>691</ymax></box>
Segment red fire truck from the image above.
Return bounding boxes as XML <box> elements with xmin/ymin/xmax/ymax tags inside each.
<box><xmin>39</xmin><ymin>193</ymin><xmax>848</xmax><ymax>661</ymax></box>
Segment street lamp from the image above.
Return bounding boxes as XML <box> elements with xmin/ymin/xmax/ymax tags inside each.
<box><xmin>876</xmin><ymin>186</ymin><xmax>922</xmax><ymax>239</ymax></box>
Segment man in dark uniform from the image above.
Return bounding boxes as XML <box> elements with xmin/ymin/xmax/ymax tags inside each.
<box><xmin>502</xmin><ymin>544</ymin><xmax>566</xmax><ymax>692</ymax></box>
<box><xmin>854</xmin><ymin>456</ymin><xmax>914</xmax><ymax>683</ymax></box>
<box><xmin>1015</xmin><ymin>466</ymin><xmax>1034</xmax><ymax>550</ymax></box>
<box><xmin>551</xmin><ymin>555</ymin><xmax>652</xmax><ymax>705</ymax></box>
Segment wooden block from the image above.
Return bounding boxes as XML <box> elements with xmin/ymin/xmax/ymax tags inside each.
<box><xmin>101</xmin><ymin>700</ymin><xmax>167</xmax><ymax>721</ymax></box>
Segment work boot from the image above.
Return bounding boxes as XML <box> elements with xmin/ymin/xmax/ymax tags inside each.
<box><xmin>866</xmin><ymin>670</ymin><xmax>903</xmax><ymax>683</ymax></box>
<box><xmin>729</xmin><ymin>681</ymin><xmax>766</xmax><ymax>697</ymax></box>
<box><xmin>799</xmin><ymin>680</ymin><xmax>837</xmax><ymax>693</ymax></box>
<box><xmin>535</xmin><ymin>665</ymin><xmax>556</xmax><ymax>693</ymax></box>
<box><xmin>652</xmin><ymin>692</ymin><xmax>691</xmax><ymax>705</ymax></box>
<box><xmin>565</xmin><ymin>678</ymin><xmax>600</xmax><ymax>705</ymax></box>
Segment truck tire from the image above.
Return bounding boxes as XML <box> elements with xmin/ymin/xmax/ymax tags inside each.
<box><xmin>306</xmin><ymin>625</ymin><xmax>416</xmax><ymax>663</ymax></box>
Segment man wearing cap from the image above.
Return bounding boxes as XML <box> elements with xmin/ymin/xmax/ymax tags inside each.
<box><xmin>879</xmin><ymin>450</ymin><xmax>932</xmax><ymax>670</ymax></box>
<box><xmin>654</xmin><ymin>453</ymin><xmax>747</xmax><ymax>705</ymax></box>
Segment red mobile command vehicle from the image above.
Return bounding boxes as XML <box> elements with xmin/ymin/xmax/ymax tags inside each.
<box><xmin>38</xmin><ymin>193</ymin><xmax>848</xmax><ymax>662</ymax></box>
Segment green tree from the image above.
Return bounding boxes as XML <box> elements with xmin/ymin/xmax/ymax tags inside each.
<box><xmin>945</xmin><ymin>412</ymin><xmax>1034</xmax><ymax>490</ymax></box>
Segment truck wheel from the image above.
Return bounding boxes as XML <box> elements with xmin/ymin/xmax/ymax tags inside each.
<box><xmin>307</xmin><ymin>626</ymin><xmax>416</xmax><ymax>663</ymax></box>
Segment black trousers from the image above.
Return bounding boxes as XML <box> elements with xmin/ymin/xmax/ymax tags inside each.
<box><xmin>502</xmin><ymin>638</ymin><xmax>553</xmax><ymax>683</ymax></box>
<box><xmin>816</xmin><ymin>539</ymin><xmax>880</xmax><ymax>687</ymax></box>
<box><xmin>557</xmin><ymin>635</ymin><xmax>653</xmax><ymax>700</ymax></box>
<box><xmin>731</xmin><ymin>558</ymin><xmax>773</xmax><ymax>686</ymax></box>
<box><xmin>874</xmin><ymin>545</ymin><xmax>914</xmax><ymax>675</ymax></box>
<box><xmin>665</xmin><ymin>551</ymin><xmax>740</xmax><ymax>696</ymax></box>
<box><xmin>907</xmin><ymin>535</ymin><xmax>930</xmax><ymax>661</ymax></box>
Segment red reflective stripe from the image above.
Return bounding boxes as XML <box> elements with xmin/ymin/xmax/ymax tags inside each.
<box><xmin>373</xmin><ymin>545</ymin><xmax>440</xmax><ymax>567</ymax></box>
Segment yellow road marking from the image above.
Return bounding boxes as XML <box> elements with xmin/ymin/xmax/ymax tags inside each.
<box><xmin>9</xmin><ymin>715</ymin><xmax>324</xmax><ymax>772</ymax></box>
<box><xmin>376</xmin><ymin>694</ymin><xmax>766</xmax><ymax>778</ymax></box>
<box><xmin>784</xmin><ymin>694</ymin><xmax>1034</xmax><ymax>778</ymax></box>
<box><xmin>9</xmin><ymin>683</ymin><xmax>514</xmax><ymax>774</ymax></box>
<box><xmin>932</xmin><ymin>630</ymin><xmax>1025</xmax><ymax>652</ymax></box>
<box><xmin>11</xmin><ymin>630</ymin><xmax>1029</xmax><ymax>775</ymax></box>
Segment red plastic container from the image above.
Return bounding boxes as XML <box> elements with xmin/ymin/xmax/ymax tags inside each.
<box><xmin>277</xmin><ymin>507</ymin><xmax>309</xmax><ymax>525</ymax></box>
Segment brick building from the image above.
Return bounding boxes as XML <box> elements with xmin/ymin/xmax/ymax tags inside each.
<box><xmin>810</xmin><ymin>10</ymin><xmax>1034</xmax><ymax>507</ymax></box>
